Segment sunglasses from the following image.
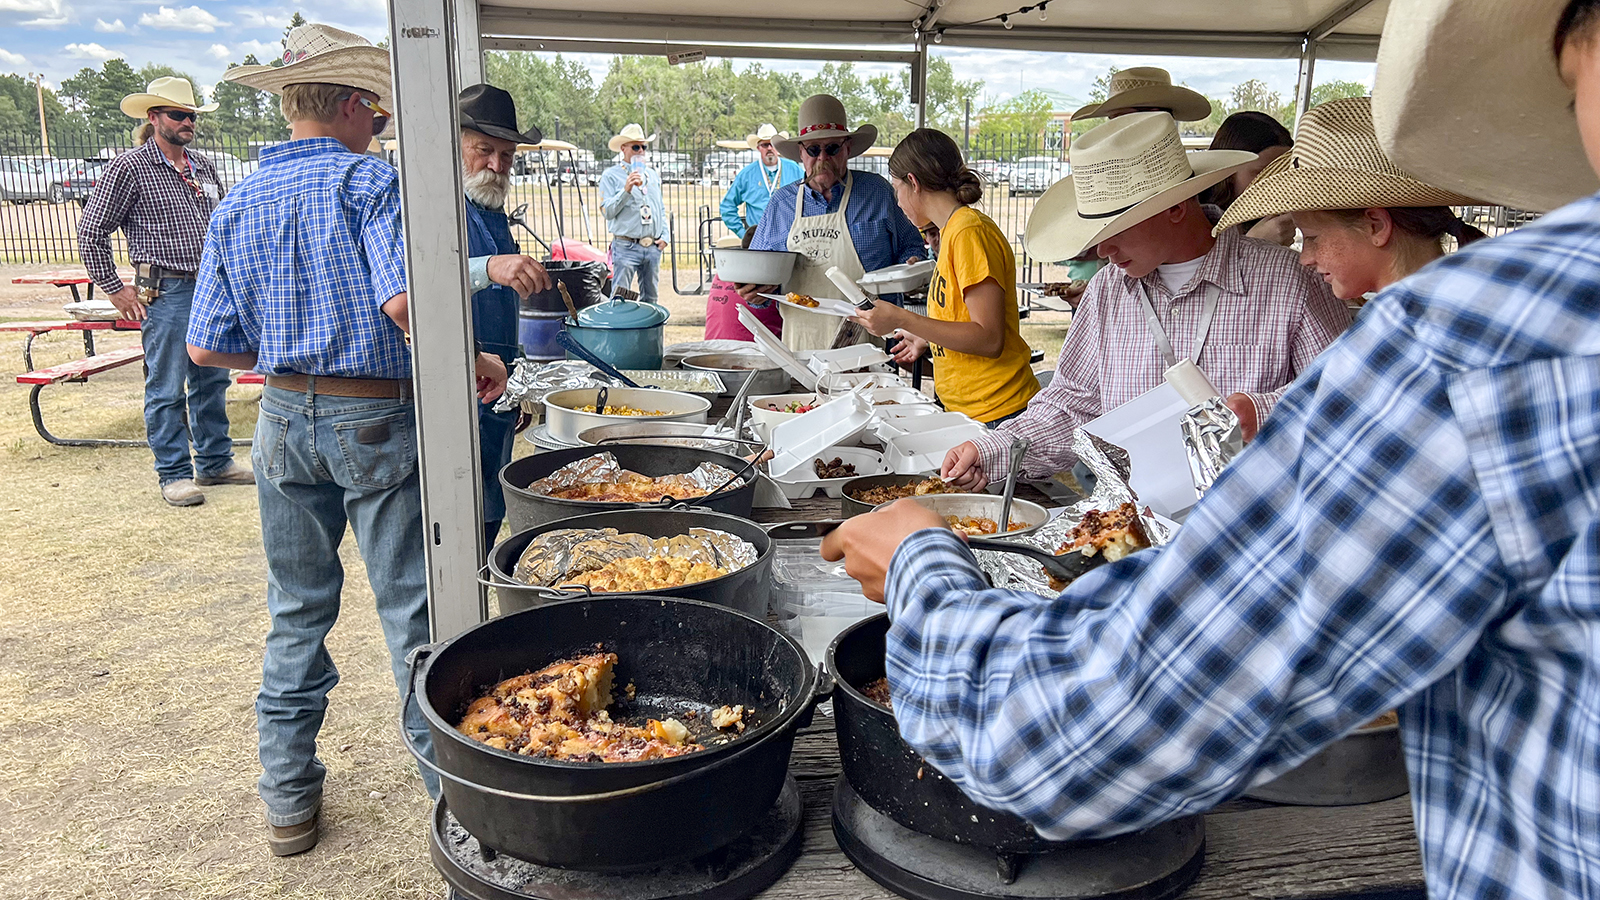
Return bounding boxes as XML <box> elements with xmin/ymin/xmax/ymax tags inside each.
<box><xmin>351</xmin><ymin>94</ymin><xmax>392</xmax><ymax>136</ymax></box>
<box><xmin>159</xmin><ymin>109</ymin><xmax>198</xmax><ymax>123</ymax></box>
<box><xmin>802</xmin><ymin>142</ymin><xmax>845</xmax><ymax>159</ymax></box>
<box><xmin>627</xmin><ymin>143</ymin><xmax>648</xmax><ymax>152</ymax></box>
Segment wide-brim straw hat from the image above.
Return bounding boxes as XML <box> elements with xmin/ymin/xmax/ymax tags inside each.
<box><xmin>1216</xmin><ymin>97</ymin><xmax>1482</xmax><ymax>233</ymax></box>
<box><xmin>608</xmin><ymin>123</ymin><xmax>657</xmax><ymax>153</ymax></box>
<box><xmin>121</xmin><ymin>76</ymin><xmax>217</xmax><ymax>118</ymax></box>
<box><xmin>774</xmin><ymin>94</ymin><xmax>877</xmax><ymax>161</ymax></box>
<box><xmin>1072</xmin><ymin>67</ymin><xmax>1212</xmax><ymax>122</ymax></box>
<box><xmin>1374</xmin><ymin>0</ymin><xmax>1598</xmax><ymax>212</ymax></box>
<box><xmin>225</xmin><ymin>23</ymin><xmax>392</xmax><ymax>106</ymax></box>
<box><xmin>746</xmin><ymin>123</ymin><xmax>789</xmax><ymax>150</ymax></box>
<box><xmin>1025</xmin><ymin>112</ymin><xmax>1255</xmax><ymax>262</ymax></box>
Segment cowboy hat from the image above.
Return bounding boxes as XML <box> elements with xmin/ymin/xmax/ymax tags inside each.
<box><xmin>1072</xmin><ymin>67</ymin><xmax>1212</xmax><ymax>122</ymax></box>
<box><xmin>774</xmin><ymin>95</ymin><xmax>878</xmax><ymax>161</ymax></box>
<box><xmin>459</xmin><ymin>84</ymin><xmax>542</xmax><ymax>145</ymax></box>
<box><xmin>746</xmin><ymin>123</ymin><xmax>789</xmax><ymax>150</ymax></box>
<box><xmin>1024</xmin><ymin>112</ymin><xmax>1256</xmax><ymax>262</ymax></box>
<box><xmin>1374</xmin><ymin>0</ymin><xmax>1598</xmax><ymax>212</ymax></box>
<box><xmin>121</xmin><ymin>77</ymin><xmax>217</xmax><ymax>118</ymax></box>
<box><xmin>608</xmin><ymin>123</ymin><xmax>657</xmax><ymax>153</ymax></box>
<box><xmin>224</xmin><ymin>23</ymin><xmax>392</xmax><ymax>106</ymax></box>
<box><xmin>1215</xmin><ymin>97</ymin><xmax>1482</xmax><ymax>233</ymax></box>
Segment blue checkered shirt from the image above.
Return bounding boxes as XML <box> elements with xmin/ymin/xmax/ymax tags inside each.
<box><xmin>749</xmin><ymin>170</ymin><xmax>926</xmax><ymax>300</ymax></box>
<box><xmin>188</xmin><ymin>138</ymin><xmax>411</xmax><ymax>379</ymax></box>
<box><xmin>884</xmin><ymin>193</ymin><xmax>1600</xmax><ymax>900</ymax></box>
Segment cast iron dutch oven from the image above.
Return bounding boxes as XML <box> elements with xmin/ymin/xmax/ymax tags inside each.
<box><xmin>500</xmin><ymin>443</ymin><xmax>758</xmax><ymax>533</ymax></box>
<box><xmin>489</xmin><ymin>508</ymin><xmax>773</xmax><ymax>619</ymax></box>
<box><xmin>402</xmin><ymin>595</ymin><xmax>824</xmax><ymax>871</ymax></box>
<box><xmin>828</xmin><ymin>612</ymin><xmax>1061</xmax><ymax>851</ymax></box>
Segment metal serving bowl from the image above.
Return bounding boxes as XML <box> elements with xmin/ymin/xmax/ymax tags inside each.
<box><xmin>680</xmin><ymin>351</ymin><xmax>791</xmax><ymax>397</ymax></box>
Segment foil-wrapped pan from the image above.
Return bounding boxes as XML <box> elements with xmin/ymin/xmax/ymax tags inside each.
<box><xmin>513</xmin><ymin>527</ymin><xmax>759</xmax><ymax>587</ymax></box>
<box><xmin>524</xmin><ymin>451</ymin><xmax>742</xmax><ymax>498</ymax></box>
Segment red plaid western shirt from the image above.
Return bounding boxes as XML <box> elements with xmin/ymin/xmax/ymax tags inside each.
<box><xmin>973</xmin><ymin>227</ymin><xmax>1351</xmax><ymax>479</ymax></box>
<box><xmin>77</xmin><ymin>140</ymin><xmax>222</xmax><ymax>295</ymax></box>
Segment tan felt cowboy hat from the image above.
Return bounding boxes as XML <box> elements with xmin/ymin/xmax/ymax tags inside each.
<box><xmin>608</xmin><ymin>123</ymin><xmax>657</xmax><ymax>153</ymax></box>
<box><xmin>1072</xmin><ymin>67</ymin><xmax>1212</xmax><ymax>122</ymax></box>
<box><xmin>746</xmin><ymin>123</ymin><xmax>789</xmax><ymax>150</ymax></box>
<box><xmin>774</xmin><ymin>95</ymin><xmax>878</xmax><ymax>161</ymax></box>
<box><xmin>224</xmin><ymin>23</ymin><xmax>392</xmax><ymax>106</ymax></box>
<box><xmin>121</xmin><ymin>77</ymin><xmax>217</xmax><ymax>118</ymax></box>
<box><xmin>1374</xmin><ymin>0</ymin><xmax>1599</xmax><ymax>212</ymax></box>
<box><xmin>1216</xmin><ymin>97</ymin><xmax>1482</xmax><ymax>233</ymax></box>
<box><xmin>1024</xmin><ymin>112</ymin><xmax>1256</xmax><ymax>262</ymax></box>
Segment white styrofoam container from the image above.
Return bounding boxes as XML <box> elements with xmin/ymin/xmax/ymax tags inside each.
<box><xmin>884</xmin><ymin>422</ymin><xmax>989</xmax><ymax>474</ymax></box>
<box><xmin>768</xmin><ymin>387</ymin><xmax>874</xmax><ymax>479</ymax></box>
<box><xmin>869</xmin><ymin>386</ymin><xmax>938</xmax><ymax>408</ymax></box>
<box><xmin>806</xmin><ymin>343</ymin><xmax>891</xmax><ymax>376</ymax></box>
<box><xmin>738</xmin><ymin>305</ymin><xmax>819</xmax><ymax>391</ymax></box>
<box><xmin>876</xmin><ymin>411</ymin><xmax>980</xmax><ymax>442</ymax></box>
<box><xmin>747</xmin><ymin>392</ymin><xmax>824</xmax><ymax>442</ymax></box>
<box><xmin>771</xmin><ymin>446</ymin><xmax>889</xmax><ymax>499</ymax></box>
<box><xmin>817</xmin><ymin>371</ymin><xmax>906</xmax><ymax>396</ymax></box>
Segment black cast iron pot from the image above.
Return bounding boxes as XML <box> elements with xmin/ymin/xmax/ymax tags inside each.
<box><xmin>828</xmin><ymin>612</ymin><xmax>1059</xmax><ymax>852</ymax></box>
<box><xmin>402</xmin><ymin>595</ymin><xmax>823</xmax><ymax>871</ymax></box>
<box><xmin>489</xmin><ymin>508</ymin><xmax>772</xmax><ymax>619</ymax></box>
<box><xmin>500</xmin><ymin>444</ymin><xmax>757</xmax><ymax>533</ymax></box>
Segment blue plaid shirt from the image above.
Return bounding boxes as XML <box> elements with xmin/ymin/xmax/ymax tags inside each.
<box><xmin>749</xmin><ymin>170</ymin><xmax>925</xmax><ymax>299</ymax></box>
<box><xmin>188</xmin><ymin>138</ymin><xmax>411</xmax><ymax>379</ymax></box>
<box><xmin>884</xmin><ymin>194</ymin><xmax>1600</xmax><ymax>900</ymax></box>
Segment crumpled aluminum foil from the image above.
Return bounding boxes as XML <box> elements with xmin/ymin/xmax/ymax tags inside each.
<box><xmin>525</xmin><ymin>451</ymin><xmax>742</xmax><ymax>498</ymax></box>
<box><xmin>973</xmin><ymin>430</ymin><xmax>1172</xmax><ymax>595</ymax></box>
<box><xmin>513</xmin><ymin>527</ymin><xmax>759</xmax><ymax>587</ymax></box>
<box><xmin>494</xmin><ymin>359</ymin><xmax>613</xmax><ymax>414</ymax></box>
<box><xmin>1179</xmin><ymin>399</ymin><xmax>1244</xmax><ymax>500</ymax></box>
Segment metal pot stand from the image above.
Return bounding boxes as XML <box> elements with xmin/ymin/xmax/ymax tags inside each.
<box><xmin>832</xmin><ymin>778</ymin><xmax>1205</xmax><ymax>900</ymax></box>
<box><xmin>432</xmin><ymin>775</ymin><xmax>803</xmax><ymax>900</ymax></box>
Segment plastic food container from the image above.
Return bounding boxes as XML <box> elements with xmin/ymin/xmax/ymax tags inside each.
<box><xmin>771</xmin><ymin>446</ymin><xmax>889</xmax><ymax>499</ymax></box>
<box><xmin>713</xmin><ymin>248</ymin><xmax>801</xmax><ymax>285</ymax></box>
<box><xmin>748</xmin><ymin>392</ymin><xmax>826</xmax><ymax>442</ymax></box>
<box><xmin>884</xmin><ymin>422</ymin><xmax>989</xmax><ymax>474</ymax></box>
<box><xmin>858</xmin><ymin>259</ymin><xmax>936</xmax><ymax>294</ymax></box>
<box><xmin>873</xmin><ymin>492</ymin><xmax>1050</xmax><ymax>537</ymax></box>
<box><xmin>768</xmin><ymin>388</ymin><xmax>874</xmax><ymax>479</ymax></box>
<box><xmin>807</xmin><ymin>344</ymin><xmax>892</xmax><ymax>376</ymax></box>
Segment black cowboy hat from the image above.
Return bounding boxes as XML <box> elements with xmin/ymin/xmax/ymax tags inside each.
<box><xmin>458</xmin><ymin>84</ymin><xmax>543</xmax><ymax>145</ymax></box>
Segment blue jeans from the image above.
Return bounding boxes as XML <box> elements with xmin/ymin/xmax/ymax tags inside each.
<box><xmin>252</xmin><ymin>385</ymin><xmax>438</xmax><ymax>825</ymax></box>
<box><xmin>143</xmin><ymin>277</ymin><xmax>233</xmax><ymax>484</ymax></box>
<box><xmin>610</xmin><ymin>238</ymin><xmax>661</xmax><ymax>304</ymax></box>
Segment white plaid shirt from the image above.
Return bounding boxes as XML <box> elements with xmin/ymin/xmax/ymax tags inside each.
<box><xmin>77</xmin><ymin>140</ymin><xmax>222</xmax><ymax>295</ymax></box>
<box><xmin>973</xmin><ymin>227</ymin><xmax>1350</xmax><ymax>478</ymax></box>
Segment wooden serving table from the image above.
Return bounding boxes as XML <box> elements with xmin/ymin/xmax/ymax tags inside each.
<box><xmin>705</xmin><ymin>373</ymin><xmax>1427</xmax><ymax>899</ymax></box>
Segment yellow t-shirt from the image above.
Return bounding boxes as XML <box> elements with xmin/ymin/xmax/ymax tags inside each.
<box><xmin>926</xmin><ymin>206</ymin><xmax>1040</xmax><ymax>422</ymax></box>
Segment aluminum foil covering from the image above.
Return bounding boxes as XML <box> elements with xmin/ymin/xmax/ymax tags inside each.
<box><xmin>973</xmin><ymin>430</ymin><xmax>1172</xmax><ymax>595</ymax></box>
<box><xmin>525</xmin><ymin>451</ymin><xmax>743</xmax><ymax>497</ymax></box>
<box><xmin>513</xmin><ymin>527</ymin><xmax>759</xmax><ymax>587</ymax></box>
<box><xmin>495</xmin><ymin>359</ymin><xmax>612</xmax><ymax>414</ymax></box>
<box><xmin>1179</xmin><ymin>399</ymin><xmax>1244</xmax><ymax>500</ymax></box>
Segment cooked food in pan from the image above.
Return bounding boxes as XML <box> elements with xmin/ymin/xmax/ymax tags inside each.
<box><xmin>513</xmin><ymin>526</ymin><xmax>757</xmax><ymax>590</ymax></box>
<box><xmin>1044</xmin><ymin>502</ymin><xmax>1152</xmax><ymax>590</ymax></box>
<box><xmin>786</xmin><ymin>292</ymin><xmax>820</xmax><ymax>308</ymax></box>
<box><xmin>456</xmin><ymin>652</ymin><xmax>702</xmax><ymax>761</ymax></box>
<box><xmin>862</xmin><ymin>676</ymin><xmax>893</xmax><ymax>710</ymax></box>
<box><xmin>945</xmin><ymin>515</ymin><xmax>1031</xmax><ymax>536</ymax></box>
<box><xmin>546</xmin><ymin>472</ymin><xmax>714</xmax><ymax>504</ymax></box>
<box><xmin>814</xmin><ymin>457</ymin><xmax>858</xmax><ymax>479</ymax></box>
<box><xmin>573</xmin><ymin>404</ymin><xmax>668</xmax><ymax>416</ymax></box>
<box><xmin>848</xmin><ymin>476</ymin><xmax>962</xmax><ymax>505</ymax></box>
<box><xmin>560</xmin><ymin>555</ymin><xmax>728</xmax><ymax>592</ymax></box>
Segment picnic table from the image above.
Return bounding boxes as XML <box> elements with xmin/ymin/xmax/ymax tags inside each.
<box><xmin>11</xmin><ymin>268</ymin><xmax>123</xmax><ymax>305</ymax></box>
<box><xmin>695</xmin><ymin>389</ymin><xmax>1428</xmax><ymax>900</ymax></box>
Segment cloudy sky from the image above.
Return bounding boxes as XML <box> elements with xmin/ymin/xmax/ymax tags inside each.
<box><xmin>0</xmin><ymin>0</ymin><xmax>1375</xmax><ymax>111</ymax></box>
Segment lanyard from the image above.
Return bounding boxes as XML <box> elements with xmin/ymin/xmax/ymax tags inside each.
<box><xmin>760</xmin><ymin>164</ymin><xmax>783</xmax><ymax>194</ymax></box>
<box><xmin>1135</xmin><ymin>280</ymin><xmax>1222</xmax><ymax>370</ymax></box>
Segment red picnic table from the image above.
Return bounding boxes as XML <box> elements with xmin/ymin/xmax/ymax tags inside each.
<box><xmin>11</xmin><ymin>268</ymin><xmax>121</xmax><ymax>305</ymax></box>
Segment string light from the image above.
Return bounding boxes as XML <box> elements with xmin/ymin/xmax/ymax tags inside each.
<box><xmin>1001</xmin><ymin>13</ymin><xmax>1013</xmax><ymax>29</ymax></box>
<box><xmin>1038</xmin><ymin>1</ymin><xmax>1049</xmax><ymax>20</ymax></box>
<box><xmin>934</xmin><ymin>30</ymin><xmax>944</xmax><ymax>43</ymax></box>
<box><xmin>923</xmin><ymin>0</ymin><xmax>1048</xmax><ymax>34</ymax></box>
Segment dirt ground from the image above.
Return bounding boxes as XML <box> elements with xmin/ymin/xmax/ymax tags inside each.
<box><xmin>0</xmin><ymin>262</ymin><xmax>1069</xmax><ymax>899</ymax></box>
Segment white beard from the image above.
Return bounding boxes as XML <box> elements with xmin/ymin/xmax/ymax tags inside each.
<box><xmin>464</xmin><ymin>168</ymin><xmax>510</xmax><ymax>209</ymax></box>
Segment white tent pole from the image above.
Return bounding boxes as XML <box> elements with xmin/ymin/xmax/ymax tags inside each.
<box><xmin>455</xmin><ymin>0</ymin><xmax>485</xmax><ymax>85</ymax></box>
<box><xmin>1292</xmin><ymin>36</ymin><xmax>1317</xmax><ymax>128</ymax></box>
<box><xmin>389</xmin><ymin>0</ymin><xmax>488</xmax><ymax>641</ymax></box>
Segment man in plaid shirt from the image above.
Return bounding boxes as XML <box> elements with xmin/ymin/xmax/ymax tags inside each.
<box><xmin>822</xmin><ymin>1</ymin><xmax>1600</xmax><ymax>896</ymax></box>
<box><xmin>942</xmin><ymin>113</ymin><xmax>1348</xmax><ymax>491</ymax></box>
<box><xmin>77</xmin><ymin>77</ymin><xmax>252</xmax><ymax>507</ymax></box>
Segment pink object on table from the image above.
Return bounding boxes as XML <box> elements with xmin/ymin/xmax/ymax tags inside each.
<box><xmin>704</xmin><ymin>276</ymin><xmax>781</xmax><ymax>341</ymax></box>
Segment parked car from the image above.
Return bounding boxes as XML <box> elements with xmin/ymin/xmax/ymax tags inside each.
<box><xmin>58</xmin><ymin>160</ymin><xmax>104</xmax><ymax>203</ymax></box>
<box><xmin>970</xmin><ymin>158</ymin><xmax>1003</xmax><ymax>185</ymax></box>
<box><xmin>0</xmin><ymin>156</ymin><xmax>66</xmax><ymax>203</ymax></box>
<box><xmin>656</xmin><ymin>151</ymin><xmax>696</xmax><ymax>184</ymax></box>
<box><xmin>1008</xmin><ymin>157</ymin><xmax>1065</xmax><ymax>196</ymax></box>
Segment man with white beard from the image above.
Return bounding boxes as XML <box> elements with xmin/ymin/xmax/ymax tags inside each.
<box><xmin>459</xmin><ymin>84</ymin><xmax>551</xmax><ymax>547</ymax></box>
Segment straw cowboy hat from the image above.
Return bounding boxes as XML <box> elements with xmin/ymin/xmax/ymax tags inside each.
<box><xmin>1072</xmin><ymin>67</ymin><xmax>1212</xmax><ymax>122</ymax></box>
<box><xmin>774</xmin><ymin>95</ymin><xmax>878</xmax><ymax>161</ymax></box>
<box><xmin>1374</xmin><ymin>0</ymin><xmax>1599</xmax><ymax>212</ymax></box>
<box><xmin>1024</xmin><ymin>112</ymin><xmax>1256</xmax><ymax>262</ymax></box>
<box><xmin>224</xmin><ymin>23</ymin><xmax>392</xmax><ymax>106</ymax></box>
<box><xmin>120</xmin><ymin>77</ymin><xmax>217</xmax><ymax>118</ymax></box>
<box><xmin>746</xmin><ymin>123</ymin><xmax>789</xmax><ymax>150</ymax></box>
<box><xmin>1215</xmin><ymin>97</ymin><xmax>1481</xmax><ymax>233</ymax></box>
<box><xmin>608</xmin><ymin>123</ymin><xmax>657</xmax><ymax>153</ymax></box>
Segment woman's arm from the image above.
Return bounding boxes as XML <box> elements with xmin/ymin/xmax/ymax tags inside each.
<box><xmin>853</xmin><ymin>278</ymin><xmax>1008</xmax><ymax>358</ymax></box>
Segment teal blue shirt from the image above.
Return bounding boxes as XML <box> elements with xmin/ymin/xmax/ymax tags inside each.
<box><xmin>720</xmin><ymin>158</ymin><xmax>803</xmax><ymax>237</ymax></box>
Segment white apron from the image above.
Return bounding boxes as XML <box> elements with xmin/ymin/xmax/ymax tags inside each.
<box><xmin>782</xmin><ymin>173</ymin><xmax>866</xmax><ymax>352</ymax></box>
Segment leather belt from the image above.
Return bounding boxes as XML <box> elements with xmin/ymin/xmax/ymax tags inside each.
<box><xmin>138</xmin><ymin>263</ymin><xmax>196</xmax><ymax>281</ymax></box>
<box><xmin>616</xmin><ymin>236</ymin><xmax>656</xmax><ymax>247</ymax></box>
<box><xmin>265</xmin><ymin>374</ymin><xmax>413</xmax><ymax>399</ymax></box>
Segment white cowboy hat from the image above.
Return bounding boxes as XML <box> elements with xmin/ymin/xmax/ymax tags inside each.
<box><xmin>1374</xmin><ymin>0</ymin><xmax>1599</xmax><ymax>212</ymax></box>
<box><xmin>224</xmin><ymin>24</ymin><xmax>392</xmax><ymax>106</ymax></box>
<box><xmin>1072</xmin><ymin>67</ymin><xmax>1212</xmax><ymax>122</ymax></box>
<box><xmin>121</xmin><ymin>77</ymin><xmax>217</xmax><ymax>118</ymax></box>
<box><xmin>746</xmin><ymin>123</ymin><xmax>789</xmax><ymax>150</ymax></box>
<box><xmin>774</xmin><ymin>95</ymin><xmax>878</xmax><ymax>162</ymax></box>
<box><xmin>1024</xmin><ymin>112</ymin><xmax>1256</xmax><ymax>262</ymax></box>
<box><xmin>608</xmin><ymin>123</ymin><xmax>657</xmax><ymax>153</ymax></box>
<box><xmin>1216</xmin><ymin>97</ymin><xmax>1482</xmax><ymax>233</ymax></box>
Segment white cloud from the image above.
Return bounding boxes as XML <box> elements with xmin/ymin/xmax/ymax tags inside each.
<box><xmin>94</xmin><ymin>17</ymin><xmax>125</xmax><ymax>33</ymax></box>
<box><xmin>237</xmin><ymin>38</ymin><xmax>280</xmax><ymax>59</ymax></box>
<box><xmin>63</xmin><ymin>41</ymin><xmax>122</xmax><ymax>62</ymax></box>
<box><xmin>1</xmin><ymin>0</ymin><xmax>70</xmax><ymax>26</ymax></box>
<box><xmin>0</xmin><ymin>47</ymin><xmax>25</xmax><ymax>66</ymax></box>
<box><xmin>237</xmin><ymin>8</ymin><xmax>290</xmax><ymax>29</ymax></box>
<box><xmin>207</xmin><ymin>42</ymin><xmax>229</xmax><ymax>60</ymax></box>
<box><xmin>137</xmin><ymin>5</ymin><xmax>223</xmax><ymax>33</ymax></box>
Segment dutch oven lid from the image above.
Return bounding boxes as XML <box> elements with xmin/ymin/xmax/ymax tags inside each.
<box><xmin>576</xmin><ymin>297</ymin><xmax>669</xmax><ymax>329</ymax></box>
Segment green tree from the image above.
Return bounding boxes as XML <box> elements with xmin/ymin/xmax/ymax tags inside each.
<box><xmin>974</xmin><ymin>90</ymin><xmax>1053</xmax><ymax>159</ymax></box>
